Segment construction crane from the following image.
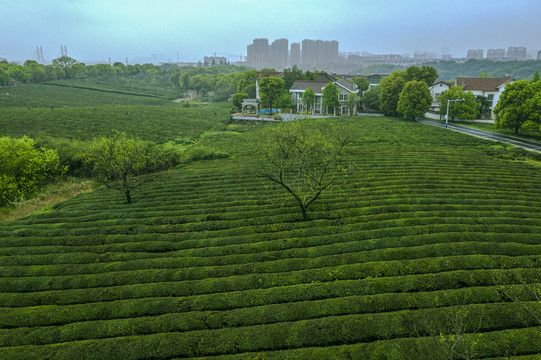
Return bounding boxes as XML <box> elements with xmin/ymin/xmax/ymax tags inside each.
<box><xmin>229</xmin><ymin>55</ymin><xmax>246</xmax><ymax>62</ymax></box>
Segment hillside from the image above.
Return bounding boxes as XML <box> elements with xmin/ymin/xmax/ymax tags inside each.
<box><xmin>1</xmin><ymin>114</ymin><xmax>541</xmax><ymax>359</ymax></box>
<box><xmin>359</xmin><ymin>59</ymin><xmax>541</xmax><ymax>81</ymax></box>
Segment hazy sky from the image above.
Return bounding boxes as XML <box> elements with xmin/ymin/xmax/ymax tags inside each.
<box><xmin>1</xmin><ymin>0</ymin><xmax>540</xmax><ymax>64</ymax></box>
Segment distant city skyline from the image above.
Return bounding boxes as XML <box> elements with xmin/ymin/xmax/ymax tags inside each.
<box><xmin>1</xmin><ymin>0</ymin><xmax>540</xmax><ymax>65</ymax></box>
<box><xmin>238</xmin><ymin>38</ymin><xmax>539</xmax><ymax>73</ymax></box>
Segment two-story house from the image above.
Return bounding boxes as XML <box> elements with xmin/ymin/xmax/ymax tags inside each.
<box><xmin>289</xmin><ymin>74</ymin><xmax>359</xmax><ymax>115</ymax></box>
<box><xmin>455</xmin><ymin>76</ymin><xmax>514</xmax><ymax>118</ymax></box>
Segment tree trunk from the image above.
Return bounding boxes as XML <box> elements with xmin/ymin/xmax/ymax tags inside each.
<box><xmin>125</xmin><ymin>190</ymin><xmax>132</xmax><ymax>204</ymax></box>
<box><xmin>299</xmin><ymin>204</ymin><xmax>309</xmax><ymax>221</ymax></box>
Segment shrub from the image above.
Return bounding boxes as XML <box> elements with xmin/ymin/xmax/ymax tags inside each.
<box><xmin>182</xmin><ymin>146</ymin><xmax>230</xmax><ymax>163</ymax></box>
<box><xmin>0</xmin><ymin>136</ymin><xmax>66</xmax><ymax>206</ymax></box>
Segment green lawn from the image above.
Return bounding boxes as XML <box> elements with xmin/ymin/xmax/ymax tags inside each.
<box><xmin>1</xmin><ymin>115</ymin><xmax>541</xmax><ymax>359</ymax></box>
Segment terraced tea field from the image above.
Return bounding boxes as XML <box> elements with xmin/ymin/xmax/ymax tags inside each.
<box><xmin>1</xmin><ymin>117</ymin><xmax>541</xmax><ymax>359</ymax></box>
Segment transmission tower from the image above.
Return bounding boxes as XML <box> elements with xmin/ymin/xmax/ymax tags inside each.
<box><xmin>60</xmin><ymin>45</ymin><xmax>67</xmax><ymax>57</ymax></box>
<box><xmin>36</xmin><ymin>46</ymin><xmax>45</xmax><ymax>63</ymax></box>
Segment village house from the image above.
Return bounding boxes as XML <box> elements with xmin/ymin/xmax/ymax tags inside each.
<box><xmin>427</xmin><ymin>76</ymin><xmax>514</xmax><ymax>119</ymax></box>
<box><xmin>428</xmin><ymin>80</ymin><xmax>453</xmax><ymax>114</ymax></box>
<box><xmin>456</xmin><ymin>75</ymin><xmax>514</xmax><ymax>118</ymax></box>
<box><xmin>289</xmin><ymin>73</ymin><xmax>359</xmax><ymax>115</ymax></box>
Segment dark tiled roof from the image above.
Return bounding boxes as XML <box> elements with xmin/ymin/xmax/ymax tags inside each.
<box><xmin>290</xmin><ymin>78</ymin><xmax>358</xmax><ymax>94</ymax></box>
<box><xmin>432</xmin><ymin>80</ymin><xmax>454</xmax><ymax>87</ymax></box>
<box><xmin>456</xmin><ymin>76</ymin><xmax>513</xmax><ymax>91</ymax></box>
<box><xmin>335</xmin><ymin>78</ymin><xmax>357</xmax><ymax>92</ymax></box>
<box><xmin>313</xmin><ymin>73</ymin><xmax>337</xmax><ymax>82</ymax></box>
<box><xmin>289</xmin><ymin>80</ymin><xmax>329</xmax><ymax>93</ymax></box>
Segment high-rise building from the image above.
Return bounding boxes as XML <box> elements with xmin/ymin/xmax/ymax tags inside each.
<box><xmin>246</xmin><ymin>38</ymin><xmax>339</xmax><ymax>70</ymax></box>
<box><xmin>507</xmin><ymin>46</ymin><xmax>527</xmax><ymax>60</ymax></box>
<box><xmin>537</xmin><ymin>50</ymin><xmax>541</xmax><ymax>61</ymax></box>
<box><xmin>301</xmin><ymin>39</ymin><xmax>339</xmax><ymax>68</ymax></box>
<box><xmin>487</xmin><ymin>48</ymin><xmax>506</xmax><ymax>60</ymax></box>
<box><xmin>246</xmin><ymin>38</ymin><xmax>269</xmax><ymax>69</ymax></box>
<box><xmin>270</xmin><ymin>38</ymin><xmax>288</xmax><ymax>70</ymax></box>
<box><xmin>467</xmin><ymin>49</ymin><xmax>483</xmax><ymax>59</ymax></box>
<box><xmin>290</xmin><ymin>42</ymin><xmax>301</xmax><ymax>67</ymax></box>
<box><xmin>301</xmin><ymin>39</ymin><xmax>316</xmax><ymax>67</ymax></box>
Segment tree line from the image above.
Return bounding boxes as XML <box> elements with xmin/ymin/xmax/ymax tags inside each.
<box><xmin>361</xmin><ymin>65</ymin><xmax>541</xmax><ymax>135</ymax></box>
<box><xmin>0</xmin><ymin>56</ymin><xmax>251</xmax><ymax>101</ymax></box>
<box><xmin>361</xmin><ymin>65</ymin><xmax>438</xmax><ymax>120</ymax></box>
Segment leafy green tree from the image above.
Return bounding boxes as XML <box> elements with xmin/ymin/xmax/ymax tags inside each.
<box><xmin>302</xmin><ymin>87</ymin><xmax>315</xmax><ymax>112</ymax></box>
<box><xmin>277</xmin><ymin>91</ymin><xmax>293</xmax><ymax>109</ymax></box>
<box><xmin>214</xmin><ymin>73</ymin><xmax>231</xmax><ymax>91</ymax></box>
<box><xmin>259</xmin><ymin>76</ymin><xmax>286</xmax><ymax>113</ymax></box>
<box><xmin>67</xmin><ymin>63</ymin><xmax>87</xmax><ymax>79</ymax></box>
<box><xmin>241</xmin><ymin>83</ymin><xmax>257</xmax><ymax>98</ymax></box>
<box><xmin>346</xmin><ymin>92</ymin><xmax>359</xmax><ymax>116</ymax></box>
<box><xmin>282</xmin><ymin>65</ymin><xmax>304</xmax><ymax>90</ymax></box>
<box><xmin>531</xmin><ymin>70</ymin><xmax>540</xmax><ymax>83</ymax></box>
<box><xmin>476</xmin><ymin>95</ymin><xmax>492</xmax><ymax>119</ymax></box>
<box><xmin>379</xmin><ymin>73</ymin><xmax>405</xmax><ymax>116</ymax></box>
<box><xmin>322</xmin><ymin>82</ymin><xmax>339</xmax><ymax>114</ymax></box>
<box><xmin>0</xmin><ymin>68</ymin><xmax>9</xmax><ymax>87</ymax></box>
<box><xmin>169</xmin><ymin>73</ymin><xmax>180</xmax><ymax>91</ymax></box>
<box><xmin>83</xmin><ymin>131</ymin><xmax>167</xmax><ymax>204</ymax></box>
<box><xmin>27</xmin><ymin>63</ymin><xmax>47</xmax><ymax>83</ymax></box>
<box><xmin>0</xmin><ymin>136</ymin><xmax>66</xmax><ymax>206</ymax></box>
<box><xmin>44</xmin><ymin>65</ymin><xmax>65</xmax><ymax>81</ymax></box>
<box><xmin>191</xmin><ymin>74</ymin><xmax>213</xmax><ymax>96</ymax></box>
<box><xmin>397</xmin><ymin>80</ymin><xmax>432</xmax><ymax>120</ymax></box>
<box><xmin>352</xmin><ymin>77</ymin><xmax>369</xmax><ymax>95</ymax></box>
<box><xmin>403</xmin><ymin>65</ymin><xmax>438</xmax><ymax>86</ymax></box>
<box><xmin>232</xmin><ymin>92</ymin><xmax>249</xmax><ymax>110</ymax></box>
<box><xmin>236</xmin><ymin>70</ymin><xmax>258</xmax><ymax>93</ymax></box>
<box><xmin>7</xmin><ymin>65</ymin><xmax>30</xmax><ymax>83</ymax></box>
<box><xmin>179</xmin><ymin>72</ymin><xmax>190</xmax><ymax>90</ymax></box>
<box><xmin>52</xmin><ymin>55</ymin><xmax>78</xmax><ymax>68</ymax></box>
<box><xmin>257</xmin><ymin>118</ymin><xmax>350</xmax><ymax>220</ymax></box>
<box><xmin>361</xmin><ymin>85</ymin><xmax>381</xmax><ymax>110</ymax></box>
<box><xmin>437</xmin><ymin>86</ymin><xmax>480</xmax><ymax>120</ymax></box>
<box><xmin>494</xmin><ymin>80</ymin><xmax>541</xmax><ymax>135</ymax></box>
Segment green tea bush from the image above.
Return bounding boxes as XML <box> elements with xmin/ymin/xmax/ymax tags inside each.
<box><xmin>182</xmin><ymin>146</ymin><xmax>230</xmax><ymax>162</ymax></box>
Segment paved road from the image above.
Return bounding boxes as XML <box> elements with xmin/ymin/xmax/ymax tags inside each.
<box><xmin>418</xmin><ymin>119</ymin><xmax>541</xmax><ymax>153</ymax></box>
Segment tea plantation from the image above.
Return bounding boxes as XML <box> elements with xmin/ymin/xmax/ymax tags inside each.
<box><xmin>1</xmin><ymin>88</ymin><xmax>541</xmax><ymax>358</ymax></box>
<box><xmin>0</xmin><ymin>83</ymin><xmax>228</xmax><ymax>142</ymax></box>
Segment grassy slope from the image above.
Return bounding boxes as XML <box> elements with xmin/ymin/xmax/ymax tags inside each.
<box><xmin>1</xmin><ymin>116</ymin><xmax>541</xmax><ymax>359</ymax></box>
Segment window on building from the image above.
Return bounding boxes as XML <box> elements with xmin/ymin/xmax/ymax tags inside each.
<box><xmin>488</xmin><ymin>94</ymin><xmax>494</xmax><ymax>103</ymax></box>
<box><xmin>339</xmin><ymin>94</ymin><xmax>349</xmax><ymax>101</ymax></box>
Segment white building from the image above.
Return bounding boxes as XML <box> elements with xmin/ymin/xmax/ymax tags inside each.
<box><xmin>289</xmin><ymin>74</ymin><xmax>359</xmax><ymax>115</ymax></box>
<box><xmin>456</xmin><ymin>76</ymin><xmax>514</xmax><ymax>118</ymax></box>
